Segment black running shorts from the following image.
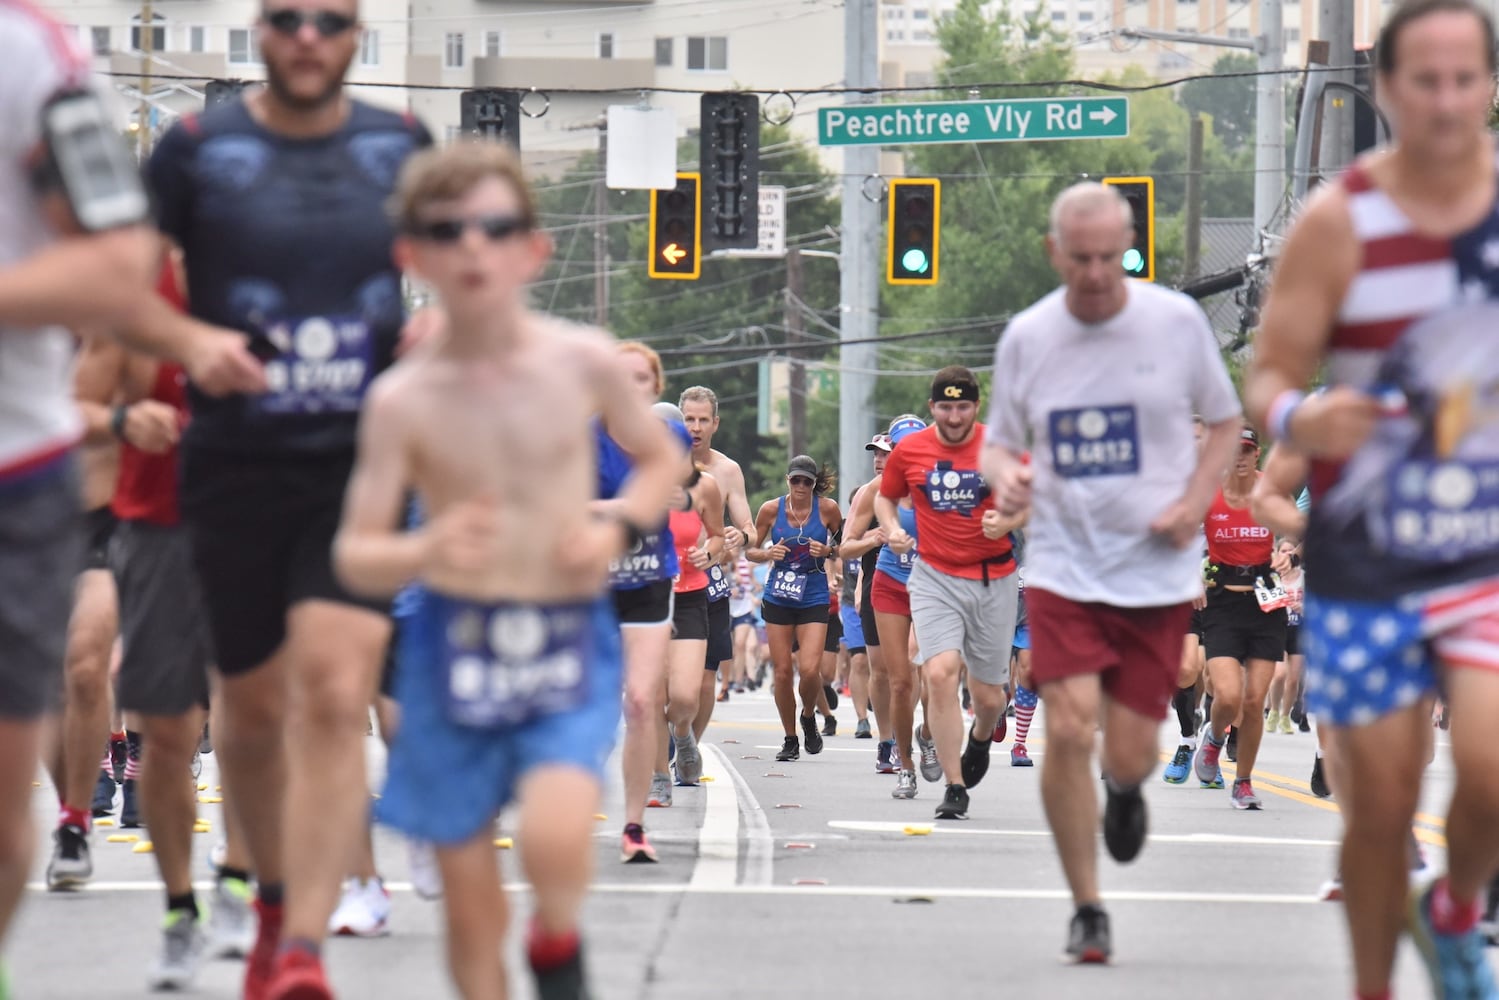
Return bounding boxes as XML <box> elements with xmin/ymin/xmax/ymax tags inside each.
<box><xmin>672</xmin><ymin>587</ymin><xmax>710</xmax><ymax>641</ymax></box>
<box><xmin>1203</xmin><ymin>587</ymin><xmax>1286</xmax><ymax>665</ymax></box>
<box><xmin>114</xmin><ymin>521</ymin><xmax>212</xmax><ymax>715</ymax></box>
<box><xmin>705</xmin><ymin>596</ymin><xmax>732</xmax><ymax>668</ymax></box>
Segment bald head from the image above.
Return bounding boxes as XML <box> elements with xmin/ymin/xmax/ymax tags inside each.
<box><xmin>1048</xmin><ymin>182</ymin><xmax>1133</xmax><ymax>247</ymax></box>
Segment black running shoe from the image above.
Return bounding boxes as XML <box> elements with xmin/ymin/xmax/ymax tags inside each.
<box><xmin>1310</xmin><ymin>756</ymin><xmax>1331</xmax><ymax>798</ymax></box>
<box><xmin>1103</xmin><ymin>783</ymin><xmax>1147</xmax><ymax>863</ymax></box>
<box><xmin>1225</xmin><ymin>727</ymin><xmax>1238</xmax><ymax>763</ymax></box>
<box><xmin>823</xmin><ymin>684</ymin><xmax>839</xmax><ymax>711</ymax></box>
<box><xmin>960</xmin><ymin>728</ymin><xmax>993</xmax><ymax>789</ymax></box>
<box><xmin>934</xmin><ymin>783</ymin><xmax>969</xmax><ymax>820</ymax></box>
<box><xmin>1066</xmin><ymin>905</ymin><xmax>1112</xmax><ymax>964</ymax></box>
<box><xmin>532</xmin><ymin>945</ymin><xmax>593</xmax><ymax>1000</ymax></box>
<box><xmin>801</xmin><ymin>713</ymin><xmax>824</xmax><ymax>755</ymax></box>
<box><xmin>776</xmin><ymin>736</ymin><xmax>800</xmax><ymax>762</ymax></box>
<box><xmin>821</xmin><ymin>714</ymin><xmax>837</xmax><ymax>738</ymax></box>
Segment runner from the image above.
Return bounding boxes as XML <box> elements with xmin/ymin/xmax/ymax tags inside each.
<box><xmin>1164</xmin><ymin>415</ymin><xmax>1211</xmax><ymax>785</ymax></box>
<box><xmin>335</xmin><ymin>139</ymin><xmax>677</xmax><ymax>1000</ymax></box>
<box><xmin>1247</xmin><ymin>3</ymin><xmax>1499</xmax><ymax>995</ymax></box>
<box><xmin>1266</xmin><ymin>538</ymin><xmax>1306</xmax><ymax>736</ymax></box>
<box><xmin>1009</xmin><ymin>570</ymin><xmax>1038</xmax><ymax>767</ymax></box>
<box><xmin>836</xmin><ymin>525</ymin><xmax>874</xmax><ymax>740</ymax></box>
<box><xmin>985</xmin><ymin>181</ymin><xmax>1241</xmax><ymax>962</ymax></box>
<box><xmin>727</xmin><ymin>554</ymin><xmax>761</xmax><ymax>695</ymax></box>
<box><xmin>747</xmin><ymin>456</ymin><xmax>843</xmax><ymax>761</ymax></box>
<box><xmin>1191</xmin><ymin>425</ymin><xmax>1287</xmax><ymax>808</ymax></box>
<box><xmin>141</xmin><ymin>3</ymin><xmax>432</xmax><ymax>990</ymax></box>
<box><xmin>879</xmin><ymin>371</ymin><xmax>1023</xmax><ymax>821</ymax></box>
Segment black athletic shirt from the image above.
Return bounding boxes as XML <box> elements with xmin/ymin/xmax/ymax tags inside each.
<box><xmin>146</xmin><ymin>98</ymin><xmax>432</xmax><ymax>457</ymax></box>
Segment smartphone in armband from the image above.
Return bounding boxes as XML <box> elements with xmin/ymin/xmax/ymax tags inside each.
<box><xmin>39</xmin><ymin>90</ymin><xmax>151</xmax><ymax>233</ymax></box>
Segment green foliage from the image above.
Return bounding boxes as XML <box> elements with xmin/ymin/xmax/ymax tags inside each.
<box><xmin>1179</xmin><ymin>54</ymin><xmax>1258</xmax><ymax>153</ymax></box>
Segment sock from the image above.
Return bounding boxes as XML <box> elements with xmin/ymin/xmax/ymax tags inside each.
<box><xmin>167</xmin><ymin>891</ymin><xmax>198</xmax><ymax>919</ymax></box>
<box><xmin>1104</xmin><ymin>775</ymin><xmax>1140</xmax><ymax>797</ymax></box>
<box><xmin>123</xmin><ymin>731</ymin><xmax>143</xmax><ymax>781</ymax></box>
<box><xmin>59</xmin><ymin>805</ymin><xmax>90</xmax><ymax>833</ymax></box>
<box><xmin>1431</xmin><ymin>877</ymin><xmax>1481</xmax><ymax>935</ymax></box>
<box><xmin>1013</xmin><ymin>685</ymin><xmax>1037</xmax><ymax>745</ymax></box>
<box><xmin>279</xmin><ymin>936</ymin><xmax>320</xmax><ymax>959</ymax></box>
<box><xmin>98</xmin><ymin>744</ymin><xmax>114</xmax><ymax>774</ymax></box>
<box><xmin>1172</xmin><ymin>686</ymin><xmax>1197</xmax><ymax>740</ymax></box>
<box><xmin>527</xmin><ymin>920</ymin><xmax>580</xmax><ymax>972</ymax></box>
<box><xmin>1205</xmin><ymin>726</ymin><xmax>1224</xmax><ymax>747</ymax></box>
<box><xmin>258</xmin><ymin>882</ymin><xmax>285</xmax><ymax>908</ymax></box>
<box><xmin>218</xmin><ymin>865</ymin><xmax>252</xmax><ymax>885</ymax></box>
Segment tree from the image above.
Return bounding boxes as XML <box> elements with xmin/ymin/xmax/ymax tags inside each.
<box><xmin>1179</xmin><ymin>53</ymin><xmax>1259</xmax><ymax>154</ymax></box>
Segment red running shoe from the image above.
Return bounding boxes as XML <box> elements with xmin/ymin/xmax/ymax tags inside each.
<box><xmin>266</xmin><ymin>949</ymin><xmax>333</xmax><ymax>1000</ymax></box>
<box><xmin>243</xmin><ymin>900</ymin><xmax>282</xmax><ymax>1000</ymax></box>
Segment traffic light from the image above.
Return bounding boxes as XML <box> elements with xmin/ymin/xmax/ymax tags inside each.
<box><xmin>459</xmin><ymin>89</ymin><xmax>523</xmax><ymax>150</ymax></box>
<box><xmin>1102</xmin><ymin>176</ymin><xmax>1154</xmax><ymax>282</ymax></box>
<box><xmin>204</xmin><ymin>80</ymin><xmax>247</xmax><ymax>108</ymax></box>
<box><xmin>700</xmin><ymin>92</ymin><xmax>760</xmax><ymax>252</ymax></box>
<box><xmin>648</xmin><ymin>172</ymin><xmax>701</xmax><ymax>280</ymax></box>
<box><xmin>886</xmin><ymin>178</ymin><xmax>940</xmax><ymax>286</ymax></box>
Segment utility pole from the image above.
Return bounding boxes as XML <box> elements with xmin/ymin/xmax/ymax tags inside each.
<box><xmin>785</xmin><ymin>248</ymin><xmax>807</xmax><ymax>459</ymax></box>
<box><xmin>1253</xmin><ymin>0</ymin><xmax>1284</xmax><ymax>246</ymax></box>
<box><xmin>1318</xmin><ymin>0</ymin><xmax>1355</xmax><ymax>175</ymax></box>
<box><xmin>838</xmin><ymin>0</ymin><xmax>879</xmax><ymax>484</ymax></box>
<box><xmin>1185</xmin><ymin>114</ymin><xmax>1204</xmax><ymax>280</ymax></box>
<box><xmin>138</xmin><ymin>0</ymin><xmax>154</xmax><ymax>159</ymax></box>
<box><xmin>594</xmin><ymin>125</ymin><xmax>609</xmax><ymax>327</ymax></box>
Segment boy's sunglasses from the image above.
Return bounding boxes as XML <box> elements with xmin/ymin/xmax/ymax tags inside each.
<box><xmin>405</xmin><ymin>214</ymin><xmax>533</xmax><ymax>244</ymax></box>
<box><xmin>264</xmin><ymin>9</ymin><xmax>358</xmax><ymax>38</ymax></box>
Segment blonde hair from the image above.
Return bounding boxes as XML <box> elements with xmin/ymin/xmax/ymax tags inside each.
<box><xmin>617</xmin><ymin>341</ymin><xmax>664</xmax><ymax>396</ymax></box>
<box><xmin>388</xmin><ymin>140</ymin><xmax>538</xmax><ymax>235</ymax></box>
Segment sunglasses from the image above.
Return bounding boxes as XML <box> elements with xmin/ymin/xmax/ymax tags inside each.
<box><xmin>264</xmin><ymin>8</ymin><xmax>357</xmax><ymax>38</ymax></box>
<box><xmin>405</xmin><ymin>214</ymin><xmax>533</xmax><ymax>244</ymax></box>
<box><xmin>788</xmin><ymin>476</ymin><xmax>814</xmax><ymax>488</ymax></box>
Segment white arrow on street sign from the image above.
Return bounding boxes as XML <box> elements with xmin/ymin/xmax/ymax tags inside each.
<box><xmin>1089</xmin><ymin>106</ymin><xmax>1118</xmax><ymax>125</ymax></box>
<box><xmin>717</xmin><ymin>186</ymin><xmax>786</xmax><ymax>259</ymax></box>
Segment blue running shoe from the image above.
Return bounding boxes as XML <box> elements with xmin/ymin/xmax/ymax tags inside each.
<box><xmin>1199</xmin><ymin>767</ymin><xmax>1225</xmax><ymax>790</ymax></box>
<box><xmin>1409</xmin><ymin>883</ymin><xmax>1499</xmax><ymax>1000</ymax></box>
<box><xmin>1163</xmin><ymin>744</ymin><xmax>1192</xmax><ymax>785</ymax></box>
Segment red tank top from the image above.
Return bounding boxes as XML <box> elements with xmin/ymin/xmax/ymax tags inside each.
<box><xmin>111</xmin><ymin>267</ymin><xmax>187</xmax><ymax>526</ymax></box>
<box><xmin>1204</xmin><ymin>484</ymin><xmax>1272</xmax><ymax>567</ymax></box>
<box><xmin>671</xmin><ymin>506</ymin><xmax>708</xmax><ymax>593</ymax></box>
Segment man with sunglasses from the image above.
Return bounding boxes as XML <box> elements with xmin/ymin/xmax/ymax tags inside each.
<box><xmin>140</xmin><ymin>2</ymin><xmax>431</xmax><ymax>995</ymax></box>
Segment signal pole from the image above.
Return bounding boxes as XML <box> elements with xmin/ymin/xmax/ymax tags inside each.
<box><xmin>839</xmin><ymin>0</ymin><xmax>880</xmax><ymax>484</ymax></box>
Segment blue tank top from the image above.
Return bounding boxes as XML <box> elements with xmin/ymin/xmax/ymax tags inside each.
<box><xmin>874</xmin><ymin>504</ymin><xmax>919</xmax><ymax>585</ymax></box>
<box><xmin>593</xmin><ymin>418</ymin><xmax>690</xmax><ymax>590</ymax></box>
<box><xmin>762</xmin><ymin>496</ymin><xmax>830</xmax><ymax>608</ymax></box>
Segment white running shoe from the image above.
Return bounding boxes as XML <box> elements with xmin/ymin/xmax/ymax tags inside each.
<box><xmin>328</xmin><ymin>877</ymin><xmax>392</xmax><ymax>938</ymax></box>
<box><xmin>148</xmin><ymin>911</ymin><xmax>206</xmax><ymax>990</ymax></box>
<box><xmin>206</xmin><ymin>877</ymin><xmax>256</xmax><ymax>959</ymax></box>
<box><xmin>407</xmin><ymin>839</ymin><xmax>443</xmax><ymax>900</ymax></box>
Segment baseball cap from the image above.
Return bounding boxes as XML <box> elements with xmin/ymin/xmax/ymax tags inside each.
<box><xmin>787</xmin><ymin>455</ymin><xmax>819</xmax><ymax>479</ymax></box>
<box><xmin>888</xmin><ymin>416</ymin><xmax>927</xmax><ymax>445</ymax></box>
<box><xmin>865</xmin><ymin>433</ymin><xmax>893</xmax><ymax>453</ymax></box>
<box><xmin>1240</xmin><ymin>425</ymin><xmax>1260</xmax><ymax>448</ymax></box>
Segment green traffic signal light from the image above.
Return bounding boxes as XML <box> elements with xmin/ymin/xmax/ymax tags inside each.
<box><xmin>901</xmin><ymin>248</ymin><xmax>930</xmax><ymax>274</ymax></box>
<box><xmin>1122</xmin><ymin>248</ymin><xmax>1144</xmax><ymax>274</ymax></box>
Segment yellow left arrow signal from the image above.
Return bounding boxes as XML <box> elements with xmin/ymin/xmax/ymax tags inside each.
<box><xmin>662</xmin><ymin>243</ymin><xmax>687</xmax><ymax>265</ymax></box>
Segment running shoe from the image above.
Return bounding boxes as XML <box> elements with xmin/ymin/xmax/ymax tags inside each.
<box><xmin>801</xmin><ymin>713</ymin><xmax>824</xmax><ymax>755</ymax></box>
<box><xmin>244</xmin><ymin>900</ymin><xmax>282</xmax><ymax>1000</ymax></box>
<box><xmin>1230</xmin><ymin>778</ymin><xmax>1262</xmax><ymax>811</ymax></box>
<box><xmin>716</xmin><ymin>689</ymin><xmax>729</xmax><ymax>703</ymax></box>
<box><xmin>620</xmin><ymin>824</ymin><xmax>658</xmax><ymax>864</ymax></box>
<box><xmin>960</xmin><ymin>729</ymin><xmax>992</xmax><ymax>789</ymax></box>
<box><xmin>1193</xmin><ymin>731</ymin><xmax>1224</xmax><ymax>786</ymax></box>
<box><xmin>90</xmin><ymin>769</ymin><xmax>115</xmax><ymax>817</ymax></box>
<box><xmin>407</xmin><ymin>839</ymin><xmax>443</xmax><ymax>901</ymax></box>
<box><xmin>1103</xmin><ymin>784</ymin><xmax>1147</xmax><ymax>863</ymax></box>
<box><xmin>206</xmin><ymin>877</ymin><xmax>256</xmax><ymax>959</ymax></box>
<box><xmin>647</xmin><ymin>772</ymin><xmax>673</xmax><ymax>807</ymax></box>
<box><xmin>1010</xmin><ymin>744</ymin><xmax>1034</xmax><ymax>768</ymax></box>
<box><xmin>328</xmin><ymin>878</ymin><xmax>391</xmax><ymax>938</ymax></box>
<box><xmin>854</xmin><ymin>719</ymin><xmax>872</xmax><ymax>739</ymax></box>
<box><xmin>46</xmin><ymin>823</ymin><xmax>91</xmax><ymax>891</ymax></box>
<box><xmin>875</xmin><ymin>739</ymin><xmax>897</xmax><ymax>774</ymax></box>
<box><xmin>673</xmin><ymin>731</ymin><xmax>702</xmax><ymax>785</ymax></box>
<box><xmin>915</xmin><ymin>723</ymin><xmax>942</xmax><ymax>783</ymax></box>
<box><xmin>532</xmin><ymin>945</ymin><xmax>591</xmax><ymax>1000</ymax></box>
<box><xmin>992</xmin><ymin>713</ymin><xmax>1007</xmax><ymax>745</ymax></box>
<box><xmin>264</xmin><ymin>948</ymin><xmax>331</xmax><ymax>1000</ymax></box>
<box><xmin>823</xmin><ymin>683</ymin><xmax>839</xmax><ymax>711</ymax></box>
<box><xmin>1408</xmin><ymin>881</ymin><xmax>1499</xmax><ymax>999</ymax></box>
<box><xmin>934</xmin><ymin>783</ymin><xmax>969</xmax><ymax>820</ymax></box>
<box><xmin>198</xmin><ymin>724</ymin><xmax>213</xmax><ymax>755</ymax></box>
<box><xmin>775</xmin><ymin>737</ymin><xmax>799</xmax><ymax>762</ymax></box>
<box><xmin>1310</xmin><ymin>756</ymin><xmax>1332</xmax><ymax>798</ymax></box>
<box><xmin>190</xmin><ymin>748</ymin><xmax>202</xmax><ymax>780</ymax></box>
<box><xmin>1266</xmin><ymin>710</ymin><xmax>1282</xmax><ymax>733</ymax></box>
<box><xmin>148</xmin><ymin>910</ymin><xmax>207</xmax><ymax>991</ymax></box>
<box><xmin>1066</xmin><ymin>905</ymin><xmax>1112</xmax><ymax>964</ymax></box>
<box><xmin>892</xmin><ymin>770</ymin><xmax>917</xmax><ymax>800</ymax></box>
<box><xmin>120</xmin><ymin>778</ymin><xmax>141</xmax><ymax>828</ymax></box>
<box><xmin>821</xmin><ymin>713</ymin><xmax>837</xmax><ymax>737</ymax></box>
<box><xmin>1162</xmin><ymin>744</ymin><xmax>1192</xmax><ymax>784</ymax></box>
<box><xmin>1277</xmin><ymin>714</ymin><xmax>1295</xmax><ymax>736</ymax></box>
<box><xmin>1319</xmin><ymin>877</ymin><xmax>1344</xmax><ymax>902</ymax></box>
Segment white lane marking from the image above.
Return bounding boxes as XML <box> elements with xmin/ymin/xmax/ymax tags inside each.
<box><xmin>716</xmin><ymin>743</ymin><xmax>773</xmax><ymax>886</ymax></box>
<box><xmin>754</xmin><ymin>745</ymin><xmax>876</xmax><ymax>754</ymax></box>
<box><xmin>688</xmin><ymin>744</ymin><xmax>740</xmax><ymax>890</ymax></box>
<box><xmin>34</xmin><ymin>881</ymin><xmax>1322</xmax><ymax>904</ymax></box>
<box><xmin>827</xmin><ymin>820</ymin><xmax>1340</xmax><ymax>847</ymax></box>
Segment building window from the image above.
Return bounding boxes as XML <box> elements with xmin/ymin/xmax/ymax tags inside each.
<box><xmin>130</xmin><ymin>12</ymin><xmax>166</xmax><ymax>52</ymax></box>
<box><xmin>227</xmin><ymin>28</ymin><xmax>260</xmax><ymax>64</ymax></box>
<box><xmin>444</xmin><ymin>31</ymin><xmax>464</xmax><ymax>68</ymax></box>
<box><xmin>1285</xmin><ymin>28</ymin><xmax>1301</xmax><ymax>43</ymax></box>
<box><xmin>91</xmin><ymin>25</ymin><xmax>111</xmax><ymax>55</ymax></box>
<box><xmin>187</xmin><ymin>25</ymin><xmax>206</xmax><ymax>52</ymax></box>
<box><xmin>360</xmin><ymin>28</ymin><xmax>379</xmax><ymax>66</ymax></box>
<box><xmin>1051</xmin><ymin>10</ymin><xmax>1066</xmax><ymax>21</ymax></box>
<box><xmin>1079</xmin><ymin>10</ymin><xmax>1093</xmax><ymax>20</ymax></box>
<box><xmin>484</xmin><ymin>30</ymin><xmax>501</xmax><ymax>58</ymax></box>
<box><xmin>913</xmin><ymin>8</ymin><xmax>929</xmax><ymax>18</ymax></box>
<box><xmin>654</xmin><ymin>36</ymin><xmax>672</xmax><ymax>66</ymax></box>
<box><xmin>598</xmin><ymin>32</ymin><xmax>614</xmax><ymax>59</ymax></box>
<box><xmin>686</xmin><ymin>35</ymin><xmax>727</xmax><ymax>71</ymax></box>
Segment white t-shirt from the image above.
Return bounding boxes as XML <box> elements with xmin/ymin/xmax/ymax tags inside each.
<box><xmin>0</xmin><ymin>4</ymin><xmax>88</xmax><ymax>474</ymax></box>
<box><xmin>986</xmin><ymin>282</ymin><xmax>1240</xmax><ymax>607</ymax></box>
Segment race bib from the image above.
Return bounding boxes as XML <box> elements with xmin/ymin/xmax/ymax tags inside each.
<box><xmin>897</xmin><ymin>547</ymin><xmax>916</xmax><ymax>569</ymax></box>
<box><xmin>1049</xmin><ymin>404</ymin><xmax>1140</xmax><ymax>479</ymax></box>
<box><xmin>706</xmin><ymin>563</ymin><xmax>732</xmax><ymax>602</ymax></box>
<box><xmin>442</xmin><ymin>601</ymin><xmax>591</xmax><ymax>729</ymax></box>
<box><xmin>767</xmin><ymin>569</ymin><xmax>808</xmax><ymax>603</ymax></box>
<box><xmin>1385</xmin><ymin>459</ymin><xmax>1499</xmax><ymax>562</ymax></box>
<box><xmin>1287</xmin><ymin>603</ymin><xmax>1303</xmax><ymax>627</ymax></box>
<box><xmin>609</xmin><ymin>532</ymin><xmax>670</xmax><ymax>589</ymax></box>
<box><xmin>253</xmin><ymin>315</ymin><xmax>373</xmax><ymax>416</ymax></box>
<box><xmin>1253</xmin><ymin>574</ymin><xmax>1294</xmax><ymax>612</ymax></box>
<box><xmin>924</xmin><ymin>466</ymin><xmax>987</xmax><ymax>515</ymax></box>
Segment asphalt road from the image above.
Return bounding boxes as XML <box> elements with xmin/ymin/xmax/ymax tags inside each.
<box><xmin>9</xmin><ymin>689</ymin><xmax>1486</xmax><ymax>999</ymax></box>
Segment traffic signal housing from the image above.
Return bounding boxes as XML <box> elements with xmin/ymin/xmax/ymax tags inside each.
<box><xmin>700</xmin><ymin>92</ymin><xmax>760</xmax><ymax>252</ymax></box>
<box><xmin>459</xmin><ymin>89</ymin><xmax>523</xmax><ymax>150</ymax></box>
<box><xmin>1102</xmin><ymin>176</ymin><xmax>1154</xmax><ymax>282</ymax></box>
<box><xmin>887</xmin><ymin>178</ymin><xmax>940</xmax><ymax>286</ymax></box>
<box><xmin>648</xmin><ymin>172</ymin><xmax>701</xmax><ymax>280</ymax></box>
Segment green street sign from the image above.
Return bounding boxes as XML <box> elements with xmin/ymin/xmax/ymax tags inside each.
<box><xmin>817</xmin><ymin>97</ymin><xmax>1129</xmax><ymax>147</ymax></box>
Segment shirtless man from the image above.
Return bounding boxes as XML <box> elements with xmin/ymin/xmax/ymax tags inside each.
<box><xmin>333</xmin><ymin>140</ymin><xmax>676</xmax><ymax>1000</ymax></box>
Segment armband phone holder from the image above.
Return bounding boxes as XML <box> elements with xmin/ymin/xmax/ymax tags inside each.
<box><xmin>37</xmin><ymin>90</ymin><xmax>151</xmax><ymax>233</ymax></box>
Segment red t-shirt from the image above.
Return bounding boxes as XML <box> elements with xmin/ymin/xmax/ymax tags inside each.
<box><xmin>879</xmin><ymin>424</ymin><xmax>1014</xmax><ymax>581</ymax></box>
<box><xmin>111</xmin><ymin>265</ymin><xmax>187</xmax><ymax>527</ymax></box>
<box><xmin>1205</xmin><ymin>483</ymin><xmax>1272</xmax><ymax>567</ymax></box>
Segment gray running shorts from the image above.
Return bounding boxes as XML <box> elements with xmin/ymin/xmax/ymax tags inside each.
<box><xmin>114</xmin><ymin>520</ymin><xmax>212</xmax><ymax>715</ymax></box>
<box><xmin>0</xmin><ymin>463</ymin><xmax>83</xmax><ymax>719</ymax></box>
<box><xmin>907</xmin><ymin>560</ymin><xmax>1018</xmax><ymax>687</ymax></box>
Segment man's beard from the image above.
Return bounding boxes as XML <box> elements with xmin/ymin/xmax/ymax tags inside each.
<box><xmin>265</xmin><ymin>58</ymin><xmax>347</xmax><ymax>111</ymax></box>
